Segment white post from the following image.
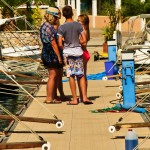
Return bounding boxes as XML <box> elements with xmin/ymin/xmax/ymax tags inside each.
<box><xmin>116</xmin><ymin>0</ymin><xmax>121</xmax><ymax>31</ymax></box>
<box><xmin>71</xmin><ymin>0</ymin><xmax>75</xmax><ymax>9</ymax></box>
<box><xmin>92</xmin><ymin>0</ymin><xmax>97</xmax><ymax>28</ymax></box>
<box><xmin>76</xmin><ymin>0</ymin><xmax>80</xmax><ymax>17</ymax></box>
<box><xmin>68</xmin><ymin>0</ymin><xmax>71</xmax><ymax>5</ymax></box>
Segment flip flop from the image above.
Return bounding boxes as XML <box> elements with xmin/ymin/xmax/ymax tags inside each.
<box><xmin>83</xmin><ymin>101</ymin><xmax>93</xmax><ymax>105</ymax></box>
<box><xmin>44</xmin><ymin>99</ymin><xmax>62</xmax><ymax>104</ymax></box>
<box><xmin>67</xmin><ymin>101</ymin><xmax>78</xmax><ymax>105</ymax></box>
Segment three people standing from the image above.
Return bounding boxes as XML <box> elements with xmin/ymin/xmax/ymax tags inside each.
<box><xmin>40</xmin><ymin>6</ymin><xmax>93</xmax><ymax>105</ymax></box>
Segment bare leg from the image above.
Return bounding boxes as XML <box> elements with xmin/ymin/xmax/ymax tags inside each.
<box><xmin>77</xmin><ymin>75</ymin><xmax>93</xmax><ymax>104</ymax></box>
<box><xmin>78</xmin><ymin>59</ymin><xmax>88</xmax><ymax>101</ymax></box>
<box><xmin>77</xmin><ymin>76</ymin><xmax>87</xmax><ymax>101</ymax></box>
<box><xmin>54</xmin><ymin>68</ymin><xmax>70</xmax><ymax>101</ymax></box>
<box><xmin>68</xmin><ymin>76</ymin><xmax>78</xmax><ymax>104</ymax></box>
<box><xmin>54</xmin><ymin>68</ymin><xmax>65</xmax><ymax>99</ymax></box>
<box><xmin>45</xmin><ymin>68</ymin><xmax>58</xmax><ymax>102</ymax></box>
<box><xmin>84</xmin><ymin>60</ymin><xmax>88</xmax><ymax>92</ymax></box>
<box><xmin>77</xmin><ymin>79</ymin><xmax>82</xmax><ymax>101</ymax></box>
<box><xmin>54</xmin><ymin>71</ymin><xmax>58</xmax><ymax>100</ymax></box>
<box><xmin>57</xmin><ymin>68</ymin><xmax>65</xmax><ymax>97</ymax></box>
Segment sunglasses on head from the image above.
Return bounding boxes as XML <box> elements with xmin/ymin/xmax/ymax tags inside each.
<box><xmin>54</xmin><ymin>16</ymin><xmax>58</xmax><ymax>19</ymax></box>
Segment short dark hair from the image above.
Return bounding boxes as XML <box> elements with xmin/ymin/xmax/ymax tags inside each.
<box><xmin>62</xmin><ymin>6</ymin><xmax>73</xmax><ymax>19</ymax></box>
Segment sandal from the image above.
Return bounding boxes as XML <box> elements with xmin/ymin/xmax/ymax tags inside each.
<box><xmin>44</xmin><ymin>99</ymin><xmax>62</xmax><ymax>104</ymax></box>
<box><xmin>83</xmin><ymin>100</ymin><xmax>93</xmax><ymax>105</ymax></box>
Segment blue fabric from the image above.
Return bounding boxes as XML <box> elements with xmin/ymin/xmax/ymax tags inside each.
<box><xmin>40</xmin><ymin>22</ymin><xmax>55</xmax><ymax>43</ymax></box>
<box><xmin>86</xmin><ymin>71</ymin><xmax>106</xmax><ymax>80</ymax></box>
<box><xmin>62</xmin><ymin>71</ymin><xmax>106</xmax><ymax>82</ymax></box>
<box><xmin>46</xmin><ymin>10</ymin><xmax>59</xmax><ymax>17</ymax></box>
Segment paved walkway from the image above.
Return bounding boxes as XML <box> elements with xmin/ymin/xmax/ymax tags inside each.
<box><xmin>6</xmin><ymin>28</ymin><xmax>150</xmax><ymax>150</ymax></box>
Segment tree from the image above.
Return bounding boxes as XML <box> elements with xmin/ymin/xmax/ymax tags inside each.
<box><xmin>32</xmin><ymin>6</ymin><xmax>42</xmax><ymax>29</ymax></box>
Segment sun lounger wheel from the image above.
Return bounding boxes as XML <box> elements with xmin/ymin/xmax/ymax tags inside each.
<box><xmin>119</xmin><ymin>86</ymin><xmax>123</xmax><ymax>91</ymax></box>
<box><xmin>42</xmin><ymin>141</ymin><xmax>51</xmax><ymax>150</ymax></box>
<box><xmin>56</xmin><ymin>121</ymin><xmax>64</xmax><ymax>128</ymax></box>
<box><xmin>102</xmin><ymin>76</ymin><xmax>108</xmax><ymax>80</ymax></box>
<box><xmin>116</xmin><ymin>92</ymin><xmax>122</xmax><ymax>99</ymax></box>
<box><xmin>108</xmin><ymin>126</ymin><xmax>116</xmax><ymax>133</ymax></box>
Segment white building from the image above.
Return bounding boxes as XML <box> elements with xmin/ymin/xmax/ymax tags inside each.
<box><xmin>56</xmin><ymin>0</ymin><xmax>97</xmax><ymax>28</ymax></box>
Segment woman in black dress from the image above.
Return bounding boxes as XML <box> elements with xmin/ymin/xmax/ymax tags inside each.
<box><xmin>40</xmin><ymin>7</ymin><xmax>63</xmax><ymax>103</ymax></box>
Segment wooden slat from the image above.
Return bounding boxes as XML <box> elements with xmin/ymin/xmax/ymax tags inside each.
<box><xmin>125</xmin><ymin>45</ymin><xmax>150</xmax><ymax>50</ymax></box>
<box><xmin>2</xmin><ymin>56</ymin><xmax>42</xmax><ymax>63</ymax></box>
<box><xmin>135</xmin><ymin>70</ymin><xmax>150</xmax><ymax>75</ymax></box>
<box><xmin>0</xmin><ymin>115</ymin><xmax>60</xmax><ymax>124</ymax></box>
<box><xmin>106</xmin><ymin>70</ymin><xmax>150</xmax><ymax>78</ymax></box>
<box><xmin>136</xmin><ymin>88</ymin><xmax>150</xmax><ymax>94</ymax></box>
<box><xmin>0</xmin><ymin>70</ymin><xmax>40</xmax><ymax>79</ymax></box>
<box><xmin>136</xmin><ymin>81</ymin><xmax>150</xmax><ymax>85</ymax></box>
<box><xmin>114</xmin><ymin>122</ymin><xmax>150</xmax><ymax>131</ymax></box>
<box><xmin>0</xmin><ymin>79</ymin><xmax>46</xmax><ymax>85</ymax></box>
<box><xmin>6</xmin><ymin>130</ymin><xmax>64</xmax><ymax>134</ymax></box>
<box><xmin>0</xmin><ymin>141</ymin><xmax>45</xmax><ymax>149</ymax></box>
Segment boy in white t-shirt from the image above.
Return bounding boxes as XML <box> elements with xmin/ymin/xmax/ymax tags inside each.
<box><xmin>57</xmin><ymin>6</ymin><xmax>93</xmax><ymax>105</ymax></box>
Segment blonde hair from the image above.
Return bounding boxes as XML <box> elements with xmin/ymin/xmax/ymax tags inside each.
<box><xmin>44</xmin><ymin>13</ymin><xmax>55</xmax><ymax>25</ymax></box>
<box><xmin>78</xmin><ymin>14</ymin><xmax>90</xmax><ymax>41</ymax></box>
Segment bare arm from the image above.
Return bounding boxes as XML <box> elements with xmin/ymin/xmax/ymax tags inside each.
<box><xmin>51</xmin><ymin>39</ymin><xmax>62</xmax><ymax>64</ymax></box>
<box><xmin>58</xmin><ymin>35</ymin><xmax>64</xmax><ymax>50</ymax></box>
<box><xmin>79</xmin><ymin>31</ymin><xmax>87</xmax><ymax>45</ymax></box>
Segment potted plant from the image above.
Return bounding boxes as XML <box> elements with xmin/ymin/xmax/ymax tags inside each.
<box><xmin>102</xmin><ymin>26</ymin><xmax>114</xmax><ymax>53</ymax></box>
